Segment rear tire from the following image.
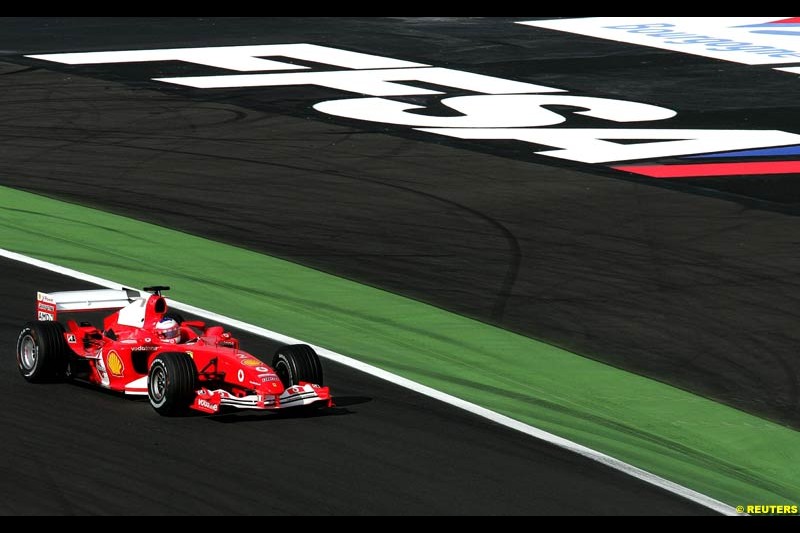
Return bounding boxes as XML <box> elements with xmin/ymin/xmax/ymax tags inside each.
<box><xmin>164</xmin><ymin>311</ymin><xmax>185</xmax><ymax>324</ymax></box>
<box><xmin>16</xmin><ymin>321</ymin><xmax>69</xmax><ymax>382</ymax></box>
<box><xmin>272</xmin><ymin>344</ymin><xmax>323</xmax><ymax>388</ymax></box>
<box><xmin>148</xmin><ymin>352</ymin><xmax>197</xmax><ymax>416</ymax></box>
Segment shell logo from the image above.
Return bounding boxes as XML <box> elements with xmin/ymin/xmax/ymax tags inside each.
<box><xmin>242</xmin><ymin>359</ymin><xmax>263</xmax><ymax>367</ymax></box>
<box><xmin>106</xmin><ymin>350</ymin><xmax>124</xmax><ymax>377</ymax></box>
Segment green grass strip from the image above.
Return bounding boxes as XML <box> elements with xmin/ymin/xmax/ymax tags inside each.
<box><xmin>1</xmin><ymin>185</ymin><xmax>798</xmax><ymax>507</ymax></box>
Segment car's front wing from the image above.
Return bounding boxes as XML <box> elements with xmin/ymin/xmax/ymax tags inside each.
<box><xmin>190</xmin><ymin>382</ymin><xmax>332</xmax><ymax>414</ymax></box>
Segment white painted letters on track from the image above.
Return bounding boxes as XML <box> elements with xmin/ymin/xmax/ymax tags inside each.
<box><xmin>28</xmin><ymin>43</ymin><xmax>800</xmax><ymax>164</ymax></box>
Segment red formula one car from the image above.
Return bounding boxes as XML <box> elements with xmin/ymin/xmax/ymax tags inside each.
<box><xmin>16</xmin><ymin>286</ymin><xmax>332</xmax><ymax>415</ymax></box>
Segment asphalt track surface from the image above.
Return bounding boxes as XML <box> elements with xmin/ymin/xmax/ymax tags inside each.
<box><xmin>1</xmin><ymin>18</ymin><xmax>799</xmax><ymax>429</ymax></box>
<box><xmin>0</xmin><ymin>257</ymin><xmax>710</xmax><ymax>515</ymax></box>
<box><xmin>0</xmin><ymin>16</ymin><xmax>794</xmax><ymax>514</ymax></box>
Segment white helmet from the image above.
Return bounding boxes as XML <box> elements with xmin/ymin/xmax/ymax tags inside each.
<box><xmin>155</xmin><ymin>317</ymin><xmax>180</xmax><ymax>343</ymax></box>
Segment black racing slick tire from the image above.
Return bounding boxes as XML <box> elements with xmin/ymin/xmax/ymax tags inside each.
<box><xmin>148</xmin><ymin>352</ymin><xmax>197</xmax><ymax>416</ymax></box>
<box><xmin>164</xmin><ymin>312</ymin><xmax>185</xmax><ymax>324</ymax></box>
<box><xmin>272</xmin><ymin>344</ymin><xmax>323</xmax><ymax>388</ymax></box>
<box><xmin>16</xmin><ymin>321</ymin><xmax>69</xmax><ymax>382</ymax></box>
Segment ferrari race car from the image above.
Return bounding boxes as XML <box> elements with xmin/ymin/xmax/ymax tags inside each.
<box><xmin>16</xmin><ymin>286</ymin><xmax>332</xmax><ymax>415</ymax></box>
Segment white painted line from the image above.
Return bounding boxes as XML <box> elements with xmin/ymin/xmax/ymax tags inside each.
<box><xmin>0</xmin><ymin>247</ymin><xmax>737</xmax><ymax>515</ymax></box>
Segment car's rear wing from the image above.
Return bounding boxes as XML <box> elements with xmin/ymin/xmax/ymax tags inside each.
<box><xmin>37</xmin><ymin>289</ymin><xmax>142</xmax><ymax>321</ymax></box>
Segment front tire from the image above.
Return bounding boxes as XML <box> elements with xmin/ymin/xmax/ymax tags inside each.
<box><xmin>148</xmin><ymin>352</ymin><xmax>197</xmax><ymax>416</ymax></box>
<box><xmin>272</xmin><ymin>344</ymin><xmax>323</xmax><ymax>388</ymax></box>
<box><xmin>16</xmin><ymin>321</ymin><xmax>69</xmax><ymax>382</ymax></box>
